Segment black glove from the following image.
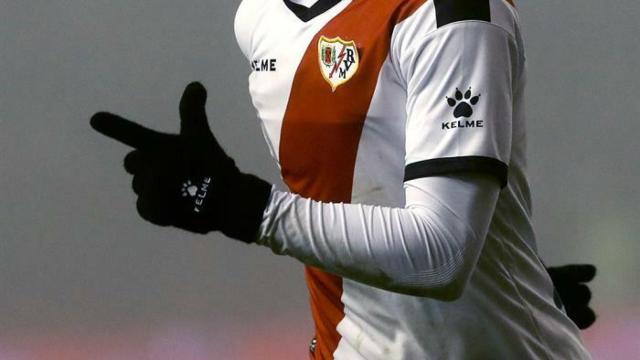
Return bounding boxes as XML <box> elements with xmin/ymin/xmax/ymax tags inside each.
<box><xmin>90</xmin><ymin>82</ymin><xmax>272</xmax><ymax>242</ymax></box>
<box><xmin>546</xmin><ymin>264</ymin><xmax>597</xmax><ymax>330</ymax></box>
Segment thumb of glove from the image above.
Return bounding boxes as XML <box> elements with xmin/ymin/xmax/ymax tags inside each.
<box><xmin>177</xmin><ymin>81</ymin><xmax>237</xmax><ymax>176</ymax></box>
<box><xmin>179</xmin><ymin>81</ymin><xmax>212</xmax><ymax>140</ymax></box>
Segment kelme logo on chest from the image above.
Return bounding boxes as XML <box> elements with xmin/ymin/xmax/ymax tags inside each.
<box><xmin>318</xmin><ymin>36</ymin><xmax>359</xmax><ymax>92</ymax></box>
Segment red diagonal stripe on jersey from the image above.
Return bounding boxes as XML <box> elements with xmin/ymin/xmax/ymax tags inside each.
<box><xmin>278</xmin><ymin>0</ymin><xmax>427</xmax><ymax>358</ymax></box>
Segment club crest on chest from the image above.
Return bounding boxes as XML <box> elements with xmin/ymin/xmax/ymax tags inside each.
<box><xmin>318</xmin><ymin>36</ymin><xmax>359</xmax><ymax>92</ymax></box>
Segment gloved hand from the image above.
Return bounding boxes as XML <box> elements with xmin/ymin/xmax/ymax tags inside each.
<box><xmin>546</xmin><ymin>264</ymin><xmax>597</xmax><ymax>329</ymax></box>
<box><xmin>90</xmin><ymin>82</ymin><xmax>272</xmax><ymax>242</ymax></box>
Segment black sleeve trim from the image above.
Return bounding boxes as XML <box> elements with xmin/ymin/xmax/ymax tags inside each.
<box><xmin>434</xmin><ymin>0</ymin><xmax>491</xmax><ymax>28</ymax></box>
<box><xmin>404</xmin><ymin>156</ymin><xmax>508</xmax><ymax>188</ymax></box>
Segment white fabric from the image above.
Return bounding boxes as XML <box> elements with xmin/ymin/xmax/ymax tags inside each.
<box><xmin>235</xmin><ymin>0</ymin><xmax>591</xmax><ymax>358</ymax></box>
<box><xmin>259</xmin><ymin>174</ymin><xmax>500</xmax><ymax>299</ymax></box>
<box><xmin>287</xmin><ymin>0</ymin><xmax>321</xmax><ymax>7</ymax></box>
<box><xmin>399</xmin><ymin>21</ymin><xmax>516</xmax><ymax>166</ymax></box>
<box><xmin>234</xmin><ymin>0</ymin><xmax>352</xmax><ymax>163</ymax></box>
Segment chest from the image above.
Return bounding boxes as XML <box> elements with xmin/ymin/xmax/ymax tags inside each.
<box><xmin>243</xmin><ymin>0</ymin><xmax>411</xmax><ymax>160</ymax></box>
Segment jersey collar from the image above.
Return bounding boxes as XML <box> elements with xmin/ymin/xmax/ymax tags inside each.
<box><xmin>283</xmin><ymin>0</ymin><xmax>343</xmax><ymax>22</ymax></box>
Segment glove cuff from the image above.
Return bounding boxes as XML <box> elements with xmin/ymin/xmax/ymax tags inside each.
<box><xmin>216</xmin><ymin>173</ymin><xmax>273</xmax><ymax>243</ymax></box>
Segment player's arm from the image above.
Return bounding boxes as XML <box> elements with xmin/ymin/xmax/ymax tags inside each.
<box><xmin>90</xmin><ymin>83</ymin><xmax>499</xmax><ymax>301</ymax></box>
<box><xmin>91</xmin><ymin>20</ymin><xmax>515</xmax><ymax>300</ymax></box>
<box><xmin>255</xmin><ymin>21</ymin><xmax>518</xmax><ymax>299</ymax></box>
<box><xmin>261</xmin><ymin>174</ymin><xmax>499</xmax><ymax>300</ymax></box>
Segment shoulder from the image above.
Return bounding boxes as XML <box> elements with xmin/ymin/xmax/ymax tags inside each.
<box><xmin>234</xmin><ymin>0</ymin><xmax>276</xmax><ymax>59</ymax></box>
<box><xmin>394</xmin><ymin>0</ymin><xmax>520</xmax><ymax>40</ymax></box>
<box><xmin>391</xmin><ymin>0</ymin><xmax>521</xmax><ymax>61</ymax></box>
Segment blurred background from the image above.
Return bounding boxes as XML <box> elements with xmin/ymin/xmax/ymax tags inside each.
<box><xmin>1</xmin><ymin>0</ymin><xmax>638</xmax><ymax>359</ymax></box>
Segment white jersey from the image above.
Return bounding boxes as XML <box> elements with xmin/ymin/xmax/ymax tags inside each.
<box><xmin>234</xmin><ymin>0</ymin><xmax>591</xmax><ymax>358</ymax></box>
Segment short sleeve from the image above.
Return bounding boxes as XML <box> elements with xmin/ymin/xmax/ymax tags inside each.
<box><xmin>398</xmin><ymin>20</ymin><xmax>520</xmax><ymax>188</ymax></box>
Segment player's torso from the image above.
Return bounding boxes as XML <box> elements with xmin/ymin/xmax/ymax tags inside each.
<box><xmin>236</xmin><ymin>3</ymin><xmax>414</xmax><ymax>356</ymax></box>
<box><xmin>235</xmin><ymin>0</ymin><xmax>414</xmax><ymax>207</ymax></box>
<box><xmin>235</xmin><ymin>1</ymin><xmax>590</xmax><ymax>359</ymax></box>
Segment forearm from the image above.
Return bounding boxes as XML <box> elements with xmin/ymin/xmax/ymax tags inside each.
<box><xmin>257</xmin><ymin>174</ymin><xmax>500</xmax><ymax>299</ymax></box>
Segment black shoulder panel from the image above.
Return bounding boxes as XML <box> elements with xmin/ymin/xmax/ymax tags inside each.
<box><xmin>433</xmin><ymin>0</ymin><xmax>491</xmax><ymax>28</ymax></box>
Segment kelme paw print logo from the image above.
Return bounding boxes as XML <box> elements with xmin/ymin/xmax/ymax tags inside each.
<box><xmin>181</xmin><ymin>181</ymin><xmax>198</xmax><ymax>197</ymax></box>
<box><xmin>446</xmin><ymin>88</ymin><xmax>480</xmax><ymax>118</ymax></box>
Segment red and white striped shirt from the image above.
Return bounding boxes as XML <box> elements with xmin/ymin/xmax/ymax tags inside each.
<box><xmin>235</xmin><ymin>0</ymin><xmax>591</xmax><ymax>358</ymax></box>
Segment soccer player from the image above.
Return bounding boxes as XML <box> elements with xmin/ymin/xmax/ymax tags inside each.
<box><xmin>91</xmin><ymin>0</ymin><xmax>596</xmax><ymax>358</ymax></box>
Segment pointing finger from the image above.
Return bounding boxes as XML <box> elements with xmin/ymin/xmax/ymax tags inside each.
<box><xmin>90</xmin><ymin>112</ymin><xmax>171</xmax><ymax>149</ymax></box>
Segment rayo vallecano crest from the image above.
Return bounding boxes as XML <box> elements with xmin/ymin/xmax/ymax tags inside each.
<box><xmin>318</xmin><ymin>36</ymin><xmax>359</xmax><ymax>92</ymax></box>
